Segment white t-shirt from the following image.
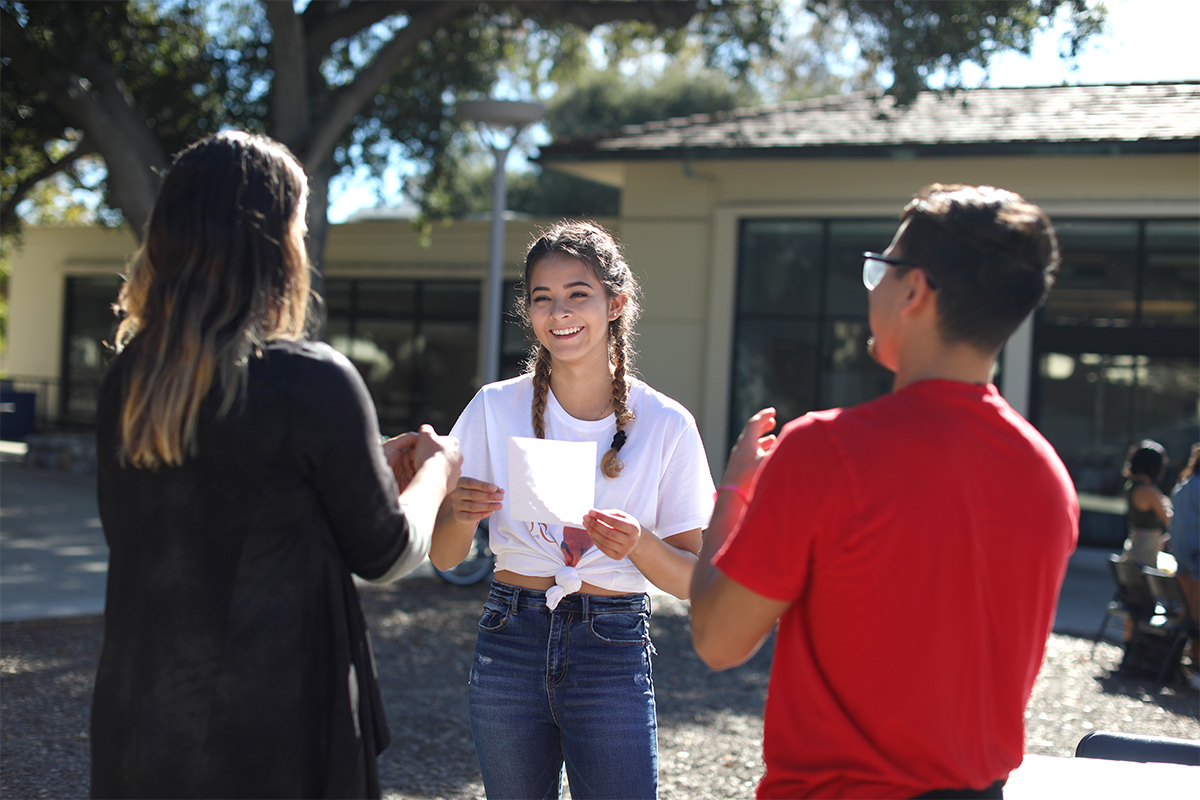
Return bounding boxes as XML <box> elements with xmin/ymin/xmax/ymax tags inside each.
<box><xmin>450</xmin><ymin>373</ymin><xmax>715</xmax><ymax>599</ymax></box>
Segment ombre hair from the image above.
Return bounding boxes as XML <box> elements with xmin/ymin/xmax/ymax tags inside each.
<box><xmin>515</xmin><ymin>220</ymin><xmax>641</xmax><ymax>479</ymax></box>
<box><xmin>113</xmin><ymin>131</ymin><xmax>312</xmax><ymax>469</ymax></box>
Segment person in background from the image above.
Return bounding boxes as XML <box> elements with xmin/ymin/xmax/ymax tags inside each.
<box><xmin>1121</xmin><ymin>440</ymin><xmax>1173</xmax><ymax>566</ymax></box>
<box><xmin>1169</xmin><ymin>443</ymin><xmax>1200</xmax><ymax>689</ymax></box>
<box><xmin>691</xmin><ymin>184</ymin><xmax>1078</xmax><ymax>799</ymax></box>
<box><xmin>432</xmin><ymin>220</ymin><xmax>714</xmax><ymax>799</ymax></box>
<box><xmin>91</xmin><ymin>131</ymin><xmax>461</xmax><ymax>798</ymax></box>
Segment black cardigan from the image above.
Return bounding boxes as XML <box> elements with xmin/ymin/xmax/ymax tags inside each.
<box><xmin>91</xmin><ymin>340</ymin><xmax>413</xmax><ymax>799</ymax></box>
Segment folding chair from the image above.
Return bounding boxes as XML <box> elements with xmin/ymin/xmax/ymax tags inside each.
<box><xmin>1091</xmin><ymin>555</ymin><xmax>1156</xmax><ymax>658</ymax></box>
<box><xmin>1141</xmin><ymin>568</ymin><xmax>1197</xmax><ymax>684</ymax></box>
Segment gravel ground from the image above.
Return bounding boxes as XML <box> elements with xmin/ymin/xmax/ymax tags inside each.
<box><xmin>2</xmin><ymin>576</ymin><xmax>1198</xmax><ymax>799</ymax></box>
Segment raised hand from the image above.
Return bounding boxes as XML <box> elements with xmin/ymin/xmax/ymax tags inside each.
<box><xmin>411</xmin><ymin>424</ymin><xmax>462</xmax><ymax>494</ymax></box>
<box><xmin>721</xmin><ymin>407</ymin><xmax>778</xmax><ymax>495</ymax></box>
<box><xmin>382</xmin><ymin>432</ymin><xmax>419</xmax><ymax>490</ymax></box>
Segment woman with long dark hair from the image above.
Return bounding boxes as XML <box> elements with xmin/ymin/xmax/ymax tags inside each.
<box><xmin>90</xmin><ymin>131</ymin><xmax>460</xmax><ymax>798</ymax></box>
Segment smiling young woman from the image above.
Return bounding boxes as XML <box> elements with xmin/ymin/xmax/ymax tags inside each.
<box><xmin>429</xmin><ymin>220</ymin><xmax>716</xmax><ymax>799</ymax></box>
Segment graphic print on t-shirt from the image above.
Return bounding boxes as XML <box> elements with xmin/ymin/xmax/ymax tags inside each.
<box><xmin>531</xmin><ymin>521</ymin><xmax>592</xmax><ymax>566</ymax></box>
<box><xmin>561</xmin><ymin>526</ymin><xmax>592</xmax><ymax>567</ymax></box>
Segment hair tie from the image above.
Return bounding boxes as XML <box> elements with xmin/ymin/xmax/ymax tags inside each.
<box><xmin>610</xmin><ymin>429</ymin><xmax>627</xmax><ymax>452</ymax></box>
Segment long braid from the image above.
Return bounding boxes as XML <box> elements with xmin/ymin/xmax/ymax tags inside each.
<box><xmin>530</xmin><ymin>343</ymin><xmax>552</xmax><ymax>439</ymax></box>
<box><xmin>600</xmin><ymin>323</ymin><xmax>633</xmax><ymax>478</ymax></box>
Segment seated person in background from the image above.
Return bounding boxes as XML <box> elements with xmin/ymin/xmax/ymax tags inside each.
<box><xmin>691</xmin><ymin>184</ymin><xmax>1079</xmax><ymax>799</ymax></box>
<box><xmin>1121</xmin><ymin>440</ymin><xmax>1173</xmax><ymax>566</ymax></box>
<box><xmin>1170</xmin><ymin>443</ymin><xmax>1200</xmax><ymax>686</ymax></box>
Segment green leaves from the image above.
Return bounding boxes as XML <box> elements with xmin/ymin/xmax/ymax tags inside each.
<box><xmin>806</xmin><ymin>0</ymin><xmax>1107</xmax><ymax>104</ymax></box>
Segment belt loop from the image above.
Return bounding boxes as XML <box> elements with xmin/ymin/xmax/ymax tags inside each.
<box><xmin>510</xmin><ymin>585</ymin><xmax>520</xmax><ymax>616</ymax></box>
<box><xmin>581</xmin><ymin>594</ymin><xmax>590</xmax><ymax>621</ymax></box>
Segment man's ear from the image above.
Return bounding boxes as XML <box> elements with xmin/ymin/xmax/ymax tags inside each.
<box><xmin>898</xmin><ymin>269</ymin><xmax>937</xmax><ymax>319</ymax></box>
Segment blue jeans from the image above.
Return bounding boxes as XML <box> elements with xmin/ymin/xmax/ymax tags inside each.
<box><xmin>468</xmin><ymin>581</ymin><xmax>658</xmax><ymax>800</ymax></box>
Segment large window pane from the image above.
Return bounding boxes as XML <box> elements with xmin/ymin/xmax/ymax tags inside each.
<box><xmin>501</xmin><ymin>280</ymin><xmax>530</xmax><ymax>380</ymax></box>
<box><xmin>820</xmin><ymin>319</ymin><xmax>892</xmax><ymax>409</ymax></box>
<box><xmin>826</xmin><ymin>220</ymin><xmax>899</xmax><ymax>317</ymax></box>
<box><xmin>63</xmin><ymin>276</ymin><xmax>122</xmax><ymax>426</ymax></box>
<box><xmin>1038</xmin><ymin>352</ymin><xmax>1138</xmax><ymax>491</ymax></box>
<box><xmin>732</xmin><ymin>219</ymin><xmax>894</xmax><ymax>448</ymax></box>
<box><xmin>1046</xmin><ymin>221</ymin><xmax>1138</xmax><ymax>326</ymax></box>
<box><xmin>1036</xmin><ymin>351</ymin><xmax>1199</xmax><ymax>546</ymax></box>
<box><xmin>1143</xmin><ymin>221</ymin><xmax>1200</xmax><ymax>326</ymax></box>
<box><xmin>356</xmin><ymin>279</ymin><xmax>417</xmax><ymax>319</ymax></box>
<box><xmin>320</xmin><ymin>279</ymin><xmax>354</xmax><ymax>353</ymax></box>
<box><xmin>1133</xmin><ymin>356</ymin><xmax>1200</xmax><ymax>477</ymax></box>
<box><xmin>421</xmin><ymin>320</ymin><xmax>481</xmax><ymax>433</ymax></box>
<box><xmin>738</xmin><ymin>220</ymin><xmax>823</xmax><ymax>317</ymax></box>
<box><xmin>423</xmin><ymin>280</ymin><xmax>482</xmax><ymax>320</ymax></box>
<box><xmin>321</xmin><ymin>279</ymin><xmax>353</xmax><ymax>320</ymax></box>
<box><xmin>320</xmin><ymin>278</ymin><xmax>482</xmax><ymax>435</ymax></box>
<box><xmin>350</xmin><ymin>318</ymin><xmax>415</xmax><ymax>434</ymax></box>
<box><xmin>731</xmin><ymin>319</ymin><xmax>819</xmax><ymax>432</ymax></box>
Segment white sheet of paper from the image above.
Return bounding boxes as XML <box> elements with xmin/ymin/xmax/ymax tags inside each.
<box><xmin>506</xmin><ymin>437</ymin><xmax>596</xmax><ymax>528</ymax></box>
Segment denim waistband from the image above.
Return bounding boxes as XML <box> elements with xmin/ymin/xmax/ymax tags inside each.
<box><xmin>487</xmin><ymin>580</ymin><xmax>651</xmax><ymax>617</ymax></box>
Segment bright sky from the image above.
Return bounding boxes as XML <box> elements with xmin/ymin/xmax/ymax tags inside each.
<box><xmin>956</xmin><ymin>0</ymin><xmax>1200</xmax><ymax>88</ymax></box>
<box><xmin>327</xmin><ymin>0</ymin><xmax>1200</xmax><ymax>223</ymax></box>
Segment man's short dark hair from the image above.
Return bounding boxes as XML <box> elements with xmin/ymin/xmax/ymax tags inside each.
<box><xmin>895</xmin><ymin>184</ymin><xmax>1060</xmax><ymax>353</ymax></box>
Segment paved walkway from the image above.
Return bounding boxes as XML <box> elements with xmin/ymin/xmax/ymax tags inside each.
<box><xmin>1</xmin><ymin>453</ymin><xmax>109</xmax><ymax>621</ymax></box>
<box><xmin>0</xmin><ymin>444</ymin><xmax>1120</xmax><ymax>633</ymax></box>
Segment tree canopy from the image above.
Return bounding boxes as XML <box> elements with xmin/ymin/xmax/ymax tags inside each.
<box><xmin>2</xmin><ymin>0</ymin><xmax>782</xmax><ymax>262</ymax></box>
<box><xmin>1</xmin><ymin>0</ymin><xmax>1107</xmax><ymax>260</ymax></box>
<box><xmin>807</xmin><ymin>0</ymin><xmax>1107</xmax><ymax>104</ymax></box>
<box><xmin>435</xmin><ymin>62</ymin><xmax>759</xmax><ymax>219</ymax></box>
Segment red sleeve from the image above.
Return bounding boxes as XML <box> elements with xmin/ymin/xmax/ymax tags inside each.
<box><xmin>713</xmin><ymin>414</ymin><xmax>853</xmax><ymax>603</ymax></box>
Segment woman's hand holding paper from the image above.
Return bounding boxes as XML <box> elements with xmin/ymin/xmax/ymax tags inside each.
<box><xmin>583</xmin><ymin>509</ymin><xmax>644</xmax><ymax>561</ymax></box>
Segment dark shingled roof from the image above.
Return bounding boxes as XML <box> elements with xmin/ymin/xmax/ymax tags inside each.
<box><xmin>539</xmin><ymin>82</ymin><xmax>1200</xmax><ymax>162</ymax></box>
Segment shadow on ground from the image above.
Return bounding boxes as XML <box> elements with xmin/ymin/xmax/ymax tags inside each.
<box><xmin>3</xmin><ymin>577</ymin><xmax>1197</xmax><ymax>800</ymax></box>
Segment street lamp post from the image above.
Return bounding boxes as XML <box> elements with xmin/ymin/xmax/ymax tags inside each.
<box><xmin>458</xmin><ymin>99</ymin><xmax>545</xmax><ymax>387</ymax></box>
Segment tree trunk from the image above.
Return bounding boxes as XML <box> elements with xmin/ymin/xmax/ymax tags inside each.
<box><xmin>263</xmin><ymin>0</ymin><xmax>310</xmax><ymax>149</ymax></box>
<box><xmin>0</xmin><ymin>16</ymin><xmax>167</xmax><ymax>241</ymax></box>
<box><xmin>306</xmin><ymin>154</ymin><xmax>335</xmax><ymax>302</ymax></box>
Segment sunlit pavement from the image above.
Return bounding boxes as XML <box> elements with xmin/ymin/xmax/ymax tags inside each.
<box><xmin>1</xmin><ymin>451</ymin><xmax>108</xmax><ymax>622</ymax></box>
<box><xmin>1</xmin><ymin>442</ymin><xmax>1118</xmax><ymax>632</ymax></box>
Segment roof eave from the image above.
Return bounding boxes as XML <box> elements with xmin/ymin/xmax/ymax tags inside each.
<box><xmin>537</xmin><ymin>139</ymin><xmax>1200</xmax><ymax>164</ymax></box>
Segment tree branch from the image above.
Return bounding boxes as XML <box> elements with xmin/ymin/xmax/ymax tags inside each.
<box><xmin>508</xmin><ymin>0</ymin><xmax>699</xmax><ymax>29</ymax></box>
<box><xmin>303</xmin><ymin>0</ymin><xmax>435</xmax><ymax>63</ymax></box>
<box><xmin>76</xmin><ymin>51</ymin><xmax>170</xmax><ymax>175</ymax></box>
<box><xmin>1</xmin><ymin>8</ymin><xmax>166</xmax><ymax>238</ymax></box>
<box><xmin>0</xmin><ymin>139</ymin><xmax>95</xmax><ymax>235</ymax></box>
<box><xmin>299</xmin><ymin>1</ymin><xmax>461</xmax><ymax>171</ymax></box>
<box><xmin>264</xmin><ymin>0</ymin><xmax>310</xmax><ymax>146</ymax></box>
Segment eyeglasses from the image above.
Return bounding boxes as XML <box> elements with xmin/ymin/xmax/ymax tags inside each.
<box><xmin>861</xmin><ymin>252</ymin><xmax>939</xmax><ymax>292</ymax></box>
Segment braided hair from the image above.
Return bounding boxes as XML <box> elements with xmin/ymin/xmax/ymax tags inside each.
<box><xmin>515</xmin><ymin>220</ymin><xmax>641</xmax><ymax>479</ymax></box>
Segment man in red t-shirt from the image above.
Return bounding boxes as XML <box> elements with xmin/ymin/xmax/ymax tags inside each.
<box><xmin>691</xmin><ymin>184</ymin><xmax>1079</xmax><ymax>799</ymax></box>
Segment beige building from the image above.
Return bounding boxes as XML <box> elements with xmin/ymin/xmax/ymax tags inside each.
<box><xmin>7</xmin><ymin>82</ymin><xmax>1199</xmax><ymax>544</ymax></box>
<box><xmin>5</xmin><ymin>215</ymin><xmax>575</xmax><ymax>436</ymax></box>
